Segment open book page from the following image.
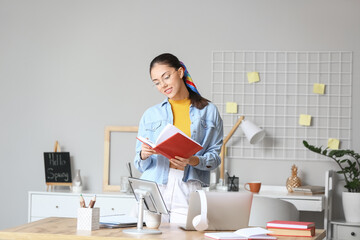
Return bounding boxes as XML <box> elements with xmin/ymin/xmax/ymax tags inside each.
<box><xmin>204</xmin><ymin>232</ymin><xmax>248</xmax><ymax>239</ymax></box>
<box><xmin>234</xmin><ymin>227</ymin><xmax>273</xmax><ymax>238</ymax></box>
<box><xmin>156</xmin><ymin>123</ymin><xmax>193</xmax><ymax>144</ymax></box>
<box><xmin>205</xmin><ymin>227</ymin><xmax>276</xmax><ymax>240</ymax></box>
<box><xmin>137</xmin><ymin>123</ymin><xmax>203</xmax><ymax>159</ymax></box>
<box><xmin>136</xmin><ymin>136</ymin><xmax>156</xmax><ymax>148</ymax></box>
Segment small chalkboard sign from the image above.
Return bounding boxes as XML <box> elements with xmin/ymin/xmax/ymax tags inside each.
<box><xmin>44</xmin><ymin>152</ymin><xmax>72</xmax><ymax>190</ymax></box>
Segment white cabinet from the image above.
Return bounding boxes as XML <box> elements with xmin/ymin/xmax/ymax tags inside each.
<box><xmin>324</xmin><ymin>171</ymin><xmax>360</xmax><ymax>239</ymax></box>
<box><xmin>28</xmin><ymin>191</ymin><xmax>137</xmax><ymax>222</ymax></box>
<box><xmin>331</xmin><ymin>221</ymin><xmax>360</xmax><ymax>240</ymax></box>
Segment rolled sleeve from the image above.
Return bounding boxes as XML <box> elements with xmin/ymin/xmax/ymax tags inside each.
<box><xmin>134</xmin><ymin>148</ymin><xmax>153</xmax><ymax>173</ymax></box>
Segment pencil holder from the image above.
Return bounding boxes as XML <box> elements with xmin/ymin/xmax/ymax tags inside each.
<box><xmin>77</xmin><ymin>207</ymin><xmax>100</xmax><ymax>231</ymax></box>
<box><xmin>227</xmin><ymin>176</ymin><xmax>239</xmax><ymax>192</ymax></box>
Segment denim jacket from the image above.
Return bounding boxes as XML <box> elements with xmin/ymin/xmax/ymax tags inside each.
<box><xmin>134</xmin><ymin>98</ymin><xmax>223</xmax><ymax>187</ymax></box>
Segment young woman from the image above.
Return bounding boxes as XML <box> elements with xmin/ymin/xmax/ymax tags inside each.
<box><xmin>134</xmin><ymin>53</ymin><xmax>223</xmax><ymax>223</ymax></box>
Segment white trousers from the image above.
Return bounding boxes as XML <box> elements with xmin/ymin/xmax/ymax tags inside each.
<box><xmin>158</xmin><ymin>168</ymin><xmax>201</xmax><ymax>224</ymax></box>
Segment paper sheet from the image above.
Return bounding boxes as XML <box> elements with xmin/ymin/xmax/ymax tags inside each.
<box><xmin>226</xmin><ymin>102</ymin><xmax>238</xmax><ymax>113</ymax></box>
<box><xmin>328</xmin><ymin>138</ymin><xmax>340</xmax><ymax>150</ymax></box>
<box><xmin>247</xmin><ymin>72</ymin><xmax>260</xmax><ymax>83</ymax></box>
<box><xmin>299</xmin><ymin>114</ymin><xmax>312</xmax><ymax>126</ymax></box>
<box><xmin>156</xmin><ymin>123</ymin><xmax>191</xmax><ymax>144</ymax></box>
<box><xmin>204</xmin><ymin>227</ymin><xmax>276</xmax><ymax>240</ymax></box>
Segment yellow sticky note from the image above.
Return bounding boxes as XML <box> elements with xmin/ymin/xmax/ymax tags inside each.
<box><xmin>226</xmin><ymin>102</ymin><xmax>238</xmax><ymax>113</ymax></box>
<box><xmin>299</xmin><ymin>114</ymin><xmax>312</xmax><ymax>126</ymax></box>
<box><xmin>313</xmin><ymin>83</ymin><xmax>325</xmax><ymax>94</ymax></box>
<box><xmin>247</xmin><ymin>72</ymin><xmax>260</xmax><ymax>83</ymax></box>
<box><xmin>328</xmin><ymin>138</ymin><xmax>340</xmax><ymax>150</ymax></box>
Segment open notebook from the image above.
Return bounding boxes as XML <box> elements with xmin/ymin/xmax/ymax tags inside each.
<box><xmin>205</xmin><ymin>227</ymin><xmax>276</xmax><ymax>239</ymax></box>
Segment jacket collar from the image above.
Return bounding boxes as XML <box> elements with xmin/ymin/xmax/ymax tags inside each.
<box><xmin>161</xmin><ymin>98</ymin><xmax>194</xmax><ymax>108</ymax></box>
<box><xmin>160</xmin><ymin>98</ymin><xmax>169</xmax><ymax>107</ymax></box>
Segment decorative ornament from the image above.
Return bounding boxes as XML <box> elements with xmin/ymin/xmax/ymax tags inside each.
<box><xmin>72</xmin><ymin>169</ymin><xmax>83</xmax><ymax>193</ymax></box>
<box><xmin>286</xmin><ymin>164</ymin><xmax>301</xmax><ymax>193</ymax></box>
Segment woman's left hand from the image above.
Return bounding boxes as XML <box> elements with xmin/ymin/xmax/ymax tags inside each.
<box><xmin>169</xmin><ymin>156</ymin><xmax>199</xmax><ymax>168</ymax></box>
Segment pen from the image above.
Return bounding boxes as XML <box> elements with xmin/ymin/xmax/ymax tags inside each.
<box><xmin>226</xmin><ymin>171</ymin><xmax>234</xmax><ymax>190</ymax></box>
<box><xmin>88</xmin><ymin>195</ymin><xmax>96</xmax><ymax>208</ymax></box>
<box><xmin>127</xmin><ymin>162</ymin><xmax>133</xmax><ymax>178</ymax></box>
<box><xmin>80</xmin><ymin>194</ymin><xmax>86</xmax><ymax>208</ymax></box>
<box><xmin>231</xmin><ymin>175</ymin><xmax>236</xmax><ymax>191</ymax></box>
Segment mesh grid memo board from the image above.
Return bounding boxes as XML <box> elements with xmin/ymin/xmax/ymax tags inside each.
<box><xmin>211</xmin><ymin>51</ymin><xmax>352</xmax><ymax>161</ymax></box>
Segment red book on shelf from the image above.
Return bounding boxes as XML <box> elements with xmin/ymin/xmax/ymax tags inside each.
<box><xmin>266</xmin><ymin>220</ymin><xmax>315</xmax><ymax>230</ymax></box>
<box><xmin>137</xmin><ymin>124</ymin><xmax>203</xmax><ymax>160</ymax></box>
<box><xmin>267</xmin><ymin>227</ymin><xmax>315</xmax><ymax>237</ymax></box>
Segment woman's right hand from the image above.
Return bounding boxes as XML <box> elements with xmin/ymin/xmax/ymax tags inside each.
<box><xmin>140</xmin><ymin>143</ymin><xmax>157</xmax><ymax>160</ymax></box>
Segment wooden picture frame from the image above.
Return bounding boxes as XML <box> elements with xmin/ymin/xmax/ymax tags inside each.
<box><xmin>103</xmin><ymin>126</ymin><xmax>138</xmax><ymax>192</ymax></box>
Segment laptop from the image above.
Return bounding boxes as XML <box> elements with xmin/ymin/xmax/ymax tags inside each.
<box><xmin>180</xmin><ymin>191</ymin><xmax>253</xmax><ymax>231</ymax></box>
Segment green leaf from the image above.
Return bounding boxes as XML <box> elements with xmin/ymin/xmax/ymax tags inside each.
<box><xmin>328</xmin><ymin>150</ymin><xmax>338</xmax><ymax>156</ymax></box>
<box><xmin>302</xmin><ymin>139</ymin><xmax>360</xmax><ymax>192</ymax></box>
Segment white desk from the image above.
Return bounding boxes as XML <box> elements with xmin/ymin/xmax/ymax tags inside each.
<box><xmin>253</xmin><ymin>185</ymin><xmax>324</xmax><ymax>212</ymax></box>
<box><xmin>0</xmin><ymin>217</ymin><xmax>327</xmax><ymax>240</ymax></box>
<box><xmin>212</xmin><ymin>184</ymin><xmax>324</xmax><ymax>212</ymax></box>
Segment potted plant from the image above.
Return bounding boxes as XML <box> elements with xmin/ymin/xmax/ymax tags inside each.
<box><xmin>303</xmin><ymin>140</ymin><xmax>360</xmax><ymax>222</ymax></box>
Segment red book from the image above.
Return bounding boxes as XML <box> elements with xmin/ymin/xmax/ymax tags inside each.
<box><xmin>137</xmin><ymin>124</ymin><xmax>203</xmax><ymax>159</ymax></box>
<box><xmin>266</xmin><ymin>220</ymin><xmax>315</xmax><ymax>230</ymax></box>
<box><xmin>267</xmin><ymin>227</ymin><xmax>315</xmax><ymax>237</ymax></box>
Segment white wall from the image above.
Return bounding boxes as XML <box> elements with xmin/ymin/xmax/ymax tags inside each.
<box><xmin>0</xmin><ymin>0</ymin><xmax>359</xmax><ymax>229</ymax></box>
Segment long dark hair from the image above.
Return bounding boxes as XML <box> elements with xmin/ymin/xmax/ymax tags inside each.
<box><xmin>150</xmin><ymin>53</ymin><xmax>209</xmax><ymax>109</ymax></box>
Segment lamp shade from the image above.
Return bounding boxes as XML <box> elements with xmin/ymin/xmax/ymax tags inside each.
<box><xmin>240</xmin><ymin>120</ymin><xmax>265</xmax><ymax>144</ymax></box>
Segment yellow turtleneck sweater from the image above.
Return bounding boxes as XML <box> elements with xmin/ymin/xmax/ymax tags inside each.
<box><xmin>169</xmin><ymin>98</ymin><xmax>191</xmax><ymax>137</ymax></box>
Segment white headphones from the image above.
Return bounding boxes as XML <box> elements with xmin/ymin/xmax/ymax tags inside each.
<box><xmin>192</xmin><ymin>190</ymin><xmax>209</xmax><ymax>231</ymax></box>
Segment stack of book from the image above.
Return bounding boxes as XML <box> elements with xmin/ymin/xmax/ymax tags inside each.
<box><xmin>266</xmin><ymin>220</ymin><xmax>315</xmax><ymax>237</ymax></box>
<box><xmin>292</xmin><ymin>185</ymin><xmax>325</xmax><ymax>195</ymax></box>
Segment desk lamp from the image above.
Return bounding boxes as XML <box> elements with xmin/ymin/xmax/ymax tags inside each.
<box><xmin>218</xmin><ymin>116</ymin><xmax>265</xmax><ymax>189</ymax></box>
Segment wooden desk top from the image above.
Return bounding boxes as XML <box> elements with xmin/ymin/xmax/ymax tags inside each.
<box><xmin>0</xmin><ymin>217</ymin><xmax>326</xmax><ymax>240</ymax></box>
